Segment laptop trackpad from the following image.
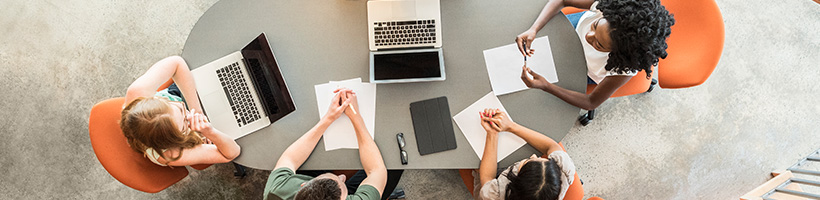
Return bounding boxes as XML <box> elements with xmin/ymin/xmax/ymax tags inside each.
<box><xmin>203</xmin><ymin>92</ymin><xmax>230</xmax><ymax>115</ymax></box>
<box><xmin>392</xmin><ymin>1</ymin><xmax>416</xmax><ymax>19</ymax></box>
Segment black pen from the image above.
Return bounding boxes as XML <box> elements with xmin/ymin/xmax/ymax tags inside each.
<box><xmin>523</xmin><ymin>41</ymin><xmax>528</xmax><ymax>65</ymax></box>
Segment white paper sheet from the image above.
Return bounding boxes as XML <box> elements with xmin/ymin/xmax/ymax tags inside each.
<box><xmin>453</xmin><ymin>92</ymin><xmax>527</xmax><ymax>162</ymax></box>
<box><xmin>483</xmin><ymin>36</ymin><xmax>558</xmax><ymax>96</ymax></box>
<box><xmin>314</xmin><ymin>78</ymin><xmax>377</xmax><ymax>151</ymax></box>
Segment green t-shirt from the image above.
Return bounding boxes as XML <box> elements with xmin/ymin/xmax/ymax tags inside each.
<box><xmin>264</xmin><ymin>167</ymin><xmax>381</xmax><ymax>200</ymax></box>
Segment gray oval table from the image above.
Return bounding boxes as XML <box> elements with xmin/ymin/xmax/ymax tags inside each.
<box><xmin>182</xmin><ymin>0</ymin><xmax>586</xmax><ymax>170</ymax></box>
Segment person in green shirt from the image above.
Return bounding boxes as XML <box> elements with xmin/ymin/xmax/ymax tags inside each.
<box><xmin>264</xmin><ymin>88</ymin><xmax>387</xmax><ymax>200</ymax></box>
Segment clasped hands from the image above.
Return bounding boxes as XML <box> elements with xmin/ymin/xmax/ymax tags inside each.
<box><xmin>479</xmin><ymin>108</ymin><xmax>517</xmax><ymax>135</ymax></box>
<box><xmin>323</xmin><ymin>87</ymin><xmax>361</xmax><ymax>122</ymax></box>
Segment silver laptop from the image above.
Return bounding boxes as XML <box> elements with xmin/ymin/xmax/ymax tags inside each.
<box><xmin>367</xmin><ymin>0</ymin><xmax>446</xmax><ymax>84</ymax></box>
<box><xmin>191</xmin><ymin>33</ymin><xmax>296</xmax><ymax>139</ymax></box>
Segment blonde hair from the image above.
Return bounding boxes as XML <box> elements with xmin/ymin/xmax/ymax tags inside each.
<box><xmin>120</xmin><ymin>97</ymin><xmax>203</xmax><ymax>163</ymax></box>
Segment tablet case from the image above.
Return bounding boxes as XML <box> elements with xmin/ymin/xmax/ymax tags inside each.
<box><xmin>409</xmin><ymin>96</ymin><xmax>457</xmax><ymax>155</ymax></box>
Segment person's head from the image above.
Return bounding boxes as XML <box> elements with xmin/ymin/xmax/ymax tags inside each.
<box><xmin>588</xmin><ymin>0</ymin><xmax>675</xmax><ymax>78</ymax></box>
<box><xmin>295</xmin><ymin>173</ymin><xmax>348</xmax><ymax>200</ymax></box>
<box><xmin>120</xmin><ymin>97</ymin><xmax>203</xmax><ymax>162</ymax></box>
<box><xmin>504</xmin><ymin>154</ymin><xmax>562</xmax><ymax>200</ymax></box>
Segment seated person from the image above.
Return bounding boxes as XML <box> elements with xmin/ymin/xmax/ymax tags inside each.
<box><xmin>264</xmin><ymin>89</ymin><xmax>388</xmax><ymax>200</ymax></box>
<box><xmin>472</xmin><ymin>109</ymin><xmax>576</xmax><ymax>200</ymax></box>
<box><xmin>121</xmin><ymin>56</ymin><xmax>240</xmax><ymax>167</ymax></box>
<box><xmin>516</xmin><ymin>0</ymin><xmax>675</xmax><ymax>110</ymax></box>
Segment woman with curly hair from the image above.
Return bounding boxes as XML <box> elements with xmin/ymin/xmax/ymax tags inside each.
<box><xmin>517</xmin><ymin>0</ymin><xmax>675</xmax><ymax>111</ymax></box>
<box><xmin>121</xmin><ymin>56</ymin><xmax>240</xmax><ymax>167</ymax></box>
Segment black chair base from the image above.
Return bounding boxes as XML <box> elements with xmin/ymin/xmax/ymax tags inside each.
<box><xmin>233</xmin><ymin>162</ymin><xmax>247</xmax><ymax>178</ymax></box>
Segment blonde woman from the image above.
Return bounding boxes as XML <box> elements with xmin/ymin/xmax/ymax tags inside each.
<box><xmin>120</xmin><ymin>56</ymin><xmax>240</xmax><ymax>167</ymax></box>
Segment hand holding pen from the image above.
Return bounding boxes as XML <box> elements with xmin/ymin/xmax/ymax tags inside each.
<box><xmin>334</xmin><ymin>88</ymin><xmax>359</xmax><ymax>117</ymax></box>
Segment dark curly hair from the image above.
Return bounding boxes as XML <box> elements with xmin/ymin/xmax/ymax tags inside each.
<box><xmin>597</xmin><ymin>0</ymin><xmax>675</xmax><ymax>78</ymax></box>
<box><xmin>295</xmin><ymin>178</ymin><xmax>341</xmax><ymax>200</ymax></box>
<box><xmin>504</xmin><ymin>159</ymin><xmax>562</xmax><ymax>200</ymax></box>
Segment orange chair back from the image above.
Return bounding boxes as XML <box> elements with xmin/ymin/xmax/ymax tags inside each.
<box><xmin>561</xmin><ymin>7</ymin><xmax>586</xmax><ymax>15</ymax></box>
<box><xmin>585</xmin><ymin>70</ymin><xmax>652</xmax><ymax>98</ymax></box>
<box><xmin>657</xmin><ymin>0</ymin><xmax>724</xmax><ymax>88</ymax></box>
<box><xmin>89</xmin><ymin>97</ymin><xmax>188</xmax><ymax>193</ymax></box>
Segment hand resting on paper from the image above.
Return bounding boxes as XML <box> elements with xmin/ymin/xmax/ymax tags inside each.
<box><xmin>323</xmin><ymin>89</ymin><xmax>352</xmax><ymax>122</ymax></box>
<box><xmin>334</xmin><ymin>87</ymin><xmax>362</xmax><ymax>121</ymax></box>
<box><xmin>480</xmin><ymin>109</ymin><xmax>517</xmax><ymax>133</ymax></box>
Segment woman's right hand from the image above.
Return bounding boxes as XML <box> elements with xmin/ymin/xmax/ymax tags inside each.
<box><xmin>516</xmin><ymin>29</ymin><xmax>537</xmax><ymax>57</ymax></box>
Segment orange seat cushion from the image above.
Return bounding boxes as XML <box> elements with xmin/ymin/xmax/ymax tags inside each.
<box><xmin>657</xmin><ymin>0</ymin><xmax>724</xmax><ymax>88</ymax></box>
<box><xmin>586</xmin><ymin>70</ymin><xmax>652</xmax><ymax>98</ymax></box>
<box><xmin>89</xmin><ymin>97</ymin><xmax>188</xmax><ymax>193</ymax></box>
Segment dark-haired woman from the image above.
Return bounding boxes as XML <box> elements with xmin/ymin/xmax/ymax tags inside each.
<box><xmin>517</xmin><ymin>0</ymin><xmax>675</xmax><ymax>110</ymax></box>
<box><xmin>473</xmin><ymin>109</ymin><xmax>576</xmax><ymax>200</ymax></box>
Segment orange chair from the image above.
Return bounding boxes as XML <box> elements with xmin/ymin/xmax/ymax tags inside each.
<box><xmin>89</xmin><ymin>81</ymin><xmax>216</xmax><ymax>192</ymax></box>
<box><xmin>459</xmin><ymin>143</ymin><xmax>602</xmax><ymax>200</ymax></box>
<box><xmin>656</xmin><ymin>0</ymin><xmax>724</xmax><ymax>89</ymax></box>
<box><xmin>564</xmin><ymin>0</ymin><xmax>724</xmax><ymax>125</ymax></box>
<box><xmin>89</xmin><ymin>97</ymin><xmax>189</xmax><ymax>193</ymax></box>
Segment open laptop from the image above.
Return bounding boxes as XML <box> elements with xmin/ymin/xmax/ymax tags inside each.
<box><xmin>367</xmin><ymin>0</ymin><xmax>446</xmax><ymax>84</ymax></box>
<box><xmin>191</xmin><ymin>33</ymin><xmax>296</xmax><ymax>139</ymax></box>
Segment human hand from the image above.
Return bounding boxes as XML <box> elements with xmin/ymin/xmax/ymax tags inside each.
<box><xmin>483</xmin><ymin>109</ymin><xmax>516</xmax><ymax>132</ymax></box>
<box><xmin>324</xmin><ymin>90</ymin><xmax>352</xmax><ymax>122</ymax></box>
<box><xmin>521</xmin><ymin>65</ymin><xmax>550</xmax><ymax>90</ymax></box>
<box><xmin>335</xmin><ymin>88</ymin><xmax>360</xmax><ymax>120</ymax></box>
<box><xmin>480</xmin><ymin>109</ymin><xmax>502</xmax><ymax>136</ymax></box>
<box><xmin>516</xmin><ymin>29</ymin><xmax>537</xmax><ymax>57</ymax></box>
<box><xmin>188</xmin><ymin>112</ymin><xmax>214</xmax><ymax>136</ymax></box>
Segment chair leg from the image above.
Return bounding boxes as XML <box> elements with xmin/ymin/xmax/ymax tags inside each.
<box><xmin>578</xmin><ymin>109</ymin><xmax>595</xmax><ymax>126</ymax></box>
<box><xmin>233</xmin><ymin>162</ymin><xmax>247</xmax><ymax>178</ymax></box>
<box><xmin>647</xmin><ymin>78</ymin><xmax>658</xmax><ymax>93</ymax></box>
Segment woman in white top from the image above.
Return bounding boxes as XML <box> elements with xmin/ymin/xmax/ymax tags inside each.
<box><xmin>517</xmin><ymin>0</ymin><xmax>675</xmax><ymax>111</ymax></box>
<box><xmin>473</xmin><ymin>109</ymin><xmax>576</xmax><ymax>200</ymax></box>
<box><xmin>120</xmin><ymin>56</ymin><xmax>240</xmax><ymax>167</ymax></box>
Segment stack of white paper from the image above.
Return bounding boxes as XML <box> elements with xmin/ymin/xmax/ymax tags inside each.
<box><xmin>314</xmin><ymin>78</ymin><xmax>377</xmax><ymax>151</ymax></box>
<box><xmin>483</xmin><ymin>36</ymin><xmax>558</xmax><ymax>96</ymax></box>
<box><xmin>453</xmin><ymin>92</ymin><xmax>527</xmax><ymax>162</ymax></box>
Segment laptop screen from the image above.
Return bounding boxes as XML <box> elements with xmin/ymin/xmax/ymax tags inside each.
<box><xmin>373</xmin><ymin>51</ymin><xmax>442</xmax><ymax>80</ymax></box>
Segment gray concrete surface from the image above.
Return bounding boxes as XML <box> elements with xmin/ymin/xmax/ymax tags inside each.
<box><xmin>1</xmin><ymin>0</ymin><xmax>818</xmax><ymax>199</ymax></box>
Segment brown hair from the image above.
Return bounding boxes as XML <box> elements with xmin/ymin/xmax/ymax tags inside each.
<box><xmin>295</xmin><ymin>178</ymin><xmax>342</xmax><ymax>200</ymax></box>
<box><xmin>120</xmin><ymin>97</ymin><xmax>203</xmax><ymax>163</ymax></box>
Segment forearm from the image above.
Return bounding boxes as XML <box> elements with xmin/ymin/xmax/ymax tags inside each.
<box><xmin>478</xmin><ymin>133</ymin><xmax>498</xmax><ymax>185</ymax></box>
<box><xmin>508</xmin><ymin>124</ymin><xmax>558</xmax><ymax>155</ymax></box>
<box><xmin>277</xmin><ymin>118</ymin><xmax>333</xmax><ymax>168</ymax></box>
<box><xmin>351</xmin><ymin>116</ymin><xmax>386</xmax><ymax>175</ymax></box>
<box><xmin>541</xmin><ymin>83</ymin><xmax>598</xmax><ymax>110</ymax></box>
<box><xmin>529</xmin><ymin>0</ymin><xmax>566</xmax><ymax>32</ymax></box>
<box><xmin>170</xmin><ymin>58</ymin><xmax>204</xmax><ymax>113</ymax></box>
<box><xmin>205</xmin><ymin>129</ymin><xmax>241</xmax><ymax>160</ymax></box>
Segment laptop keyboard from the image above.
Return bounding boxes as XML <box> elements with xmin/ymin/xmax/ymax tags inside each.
<box><xmin>246</xmin><ymin>58</ymin><xmax>280</xmax><ymax>114</ymax></box>
<box><xmin>216</xmin><ymin>62</ymin><xmax>261</xmax><ymax>127</ymax></box>
<box><xmin>374</xmin><ymin>19</ymin><xmax>436</xmax><ymax>48</ymax></box>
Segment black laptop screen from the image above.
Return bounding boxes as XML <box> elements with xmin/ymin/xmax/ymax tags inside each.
<box><xmin>374</xmin><ymin>51</ymin><xmax>441</xmax><ymax>80</ymax></box>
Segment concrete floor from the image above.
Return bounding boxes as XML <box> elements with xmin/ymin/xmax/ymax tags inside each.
<box><xmin>1</xmin><ymin>0</ymin><xmax>818</xmax><ymax>199</ymax></box>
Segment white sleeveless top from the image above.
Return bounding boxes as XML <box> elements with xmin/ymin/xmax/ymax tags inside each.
<box><xmin>576</xmin><ymin>1</ymin><xmax>636</xmax><ymax>84</ymax></box>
